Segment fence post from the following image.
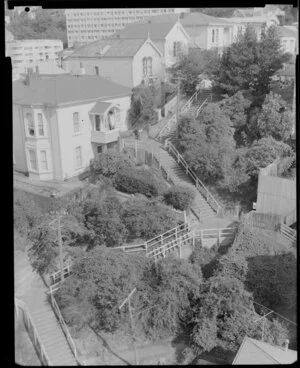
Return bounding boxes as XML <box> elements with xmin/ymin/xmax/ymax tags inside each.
<box><xmin>134</xmin><ymin>139</ymin><xmax>137</xmax><ymax>158</ymax></box>
<box><xmin>175</xmin><ymin>226</ymin><xmax>178</xmax><ymax>240</ymax></box>
<box><xmin>217</xmin><ymin>229</ymin><xmax>221</xmax><ymax>247</ymax></box>
<box><xmin>192</xmin><ymin>231</ymin><xmax>195</xmax><ymax>250</ymax></box>
<box><xmin>200</xmin><ymin>230</ymin><xmax>203</xmax><ymax>247</ymax></box>
<box><xmin>178</xmin><ymin>239</ymin><xmax>182</xmax><ymax>259</ymax></box>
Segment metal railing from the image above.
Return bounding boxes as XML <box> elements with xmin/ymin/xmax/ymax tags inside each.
<box><xmin>193</xmin><ymin>227</ymin><xmax>238</xmax><ymax>246</ymax></box>
<box><xmin>113</xmin><ymin>222</ymin><xmax>190</xmax><ymax>257</ymax></box>
<box><xmin>166</xmin><ymin>140</ymin><xmax>223</xmax><ymax>216</ymax></box>
<box><xmin>15</xmin><ymin>298</ymin><xmax>52</xmax><ymax>366</ymax></box>
<box><xmin>280</xmin><ymin>223</ymin><xmax>296</xmax><ymax>245</ymax></box>
<box><xmin>157</xmin><ymin>89</ymin><xmax>201</xmax><ymax>140</ymax></box>
<box><xmin>49</xmin><ymin>292</ymin><xmax>82</xmax><ymax>365</ymax></box>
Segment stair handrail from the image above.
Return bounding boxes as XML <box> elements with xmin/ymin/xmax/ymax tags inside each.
<box><xmin>157</xmin><ymin>112</ymin><xmax>177</xmax><ymax>140</ymax></box>
<box><xmin>113</xmin><ymin>222</ymin><xmax>189</xmax><ymax>254</ymax></box>
<box><xmin>15</xmin><ymin>297</ymin><xmax>52</xmax><ymax>366</ymax></box>
<box><xmin>181</xmin><ymin>89</ymin><xmax>198</xmax><ymax>113</ymax></box>
<box><xmin>158</xmin><ymin>90</ymin><xmax>200</xmax><ymax>140</ymax></box>
<box><xmin>280</xmin><ymin>223</ymin><xmax>296</xmax><ymax>244</ymax></box>
<box><xmin>195</xmin><ymin>97</ymin><xmax>209</xmax><ymax>117</ymax></box>
<box><xmin>166</xmin><ymin>140</ymin><xmax>223</xmax><ymax>215</ymax></box>
<box><xmin>49</xmin><ymin>292</ymin><xmax>82</xmax><ymax>365</ymax></box>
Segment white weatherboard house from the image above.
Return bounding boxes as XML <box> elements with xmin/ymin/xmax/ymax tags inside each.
<box><xmin>115</xmin><ymin>17</ymin><xmax>192</xmax><ymax>69</ymax></box>
<box><xmin>13</xmin><ymin>74</ymin><xmax>131</xmax><ymax>181</ymax></box>
<box><xmin>63</xmin><ymin>37</ymin><xmax>164</xmax><ymax>88</ymax></box>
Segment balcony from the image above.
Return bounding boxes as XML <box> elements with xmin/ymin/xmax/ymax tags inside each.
<box><xmin>91</xmin><ymin>129</ymin><xmax>119</xmax><ymax>144</ymax></box>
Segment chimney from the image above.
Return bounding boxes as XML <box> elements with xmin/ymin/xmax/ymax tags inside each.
<box><xmin>284</xmin><ymin>339</ymin><xmax>289</xmax><ymax>352</ymax></box>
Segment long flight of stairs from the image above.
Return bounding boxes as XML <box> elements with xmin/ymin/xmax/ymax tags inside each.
<box><xmin>20</xmin><ymin>265</ymin><xmax>78</xmax><ymax>365</ymax></box>
<box><xmin>141</xmin><ymin>140</ymin><xmax>217</xmax><ymax>223</ymax></box>
<box><xmin>157</xmin><ymin>89</ymin><xmax>212</xmax><ymax>142</ymax></box>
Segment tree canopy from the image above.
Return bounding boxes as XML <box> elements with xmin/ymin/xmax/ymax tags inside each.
<box><xmin>7</xmin><ymin>9</ymin><xmax>67</xmax><ymax>47</ymax></box>
<box><xmin>213</xmin><ymin>25</ymin><xmax>291</xmax><ymax>99</ymax></box>
<box><xmin>170</xmin><ymin>49</ymin><xmax>220</xmax><ymax>96</ymax></box>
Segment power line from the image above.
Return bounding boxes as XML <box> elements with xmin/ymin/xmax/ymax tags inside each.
<box><xmin>252</xmin><ymin>301</ymin><xmax>297</xmax><ymax>326</ymax></box>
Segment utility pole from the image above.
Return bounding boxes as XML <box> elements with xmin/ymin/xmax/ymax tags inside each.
<box><xmin>119</xmin><ymin>288</ymin><xmax>138</xmax><ymax>365</ymax></box>
<box><xmin>57</xmin><ymin>212</ymin><xmax>64</xmax><ymax>281</ymax></box>
<box><xmin>50</xmin><ymin>207</ymin><xmax>67</xmax><ymax>282</ymax></box>
<box><xmin>173</xmin><ymin>76</ymin><xmax>184</xmax><ymax>139</ymax></box>
<box><xmin>254</xmin><ymin>311</ymin><xmax>273</xmax><ymax>342</ymax></box>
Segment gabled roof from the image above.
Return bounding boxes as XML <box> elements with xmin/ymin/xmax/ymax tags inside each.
<box><xmin>89</xmin><ymin>101</ymin><xmax>113</xmax><ymax>114</ymax></box>
<box><xmin>66</xmin><ymin>38</ymin><xmax>157</xmax><ymax>59</ymax></box>
<box><xmin>233</xmin><ymin>337</ymin><xmax>297</xmax><ymax>365</ymax></box>
<box><xmin>115</xmin><ymin>22</ymin><xmax>176</xmax><ymax>40</ymax></box>
<box><xmin>179</xmin><ymin>12</ymin><xmax>233</xmax><ymax>26</ymax></box>
<box><xmin>13</xmin><ymin>75</ymin><xmax>131</xmax><ymax>106</ymax></box>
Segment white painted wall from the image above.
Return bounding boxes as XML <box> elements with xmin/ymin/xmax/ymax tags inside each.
<box><xmin>132</xmin><ymin>40</ymin><xmax>164</xmax><ymax>87</ymax></box>
<box><xmin>13</xmin><ymin>104</ymin><xmax>28</xmax><ymax>173</ymax></box>
<box><xmin>164</xmin><ymin>23</ymin><xmax>190</xmax><ymax>67</ymax></box>
<box><xmin>64</xmin><ymin>57</ymin><xmax>133</xmax><ymax>87</ymax></box>
<box><xmin>280</xmin><ymin>37</ymin><xmax>296</xmax><ymax>54</ymax></box>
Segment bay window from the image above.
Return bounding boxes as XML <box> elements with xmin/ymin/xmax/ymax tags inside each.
<box><xmin>40</xmin><ymin>150</ymin><xmax>48</xmax><ymax>171</ymax></box>
<box><xmin>37</xmin><ymin>113</ymin><xmax>44</xmax><ymax>136</ymax></box>
<box><xmin>28</xmin><ymin>149</ymin><xmax>37</xmax><ymax>170</ymax></box>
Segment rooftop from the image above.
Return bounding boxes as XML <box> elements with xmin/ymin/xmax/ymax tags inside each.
<box><xmin>115</xmin><ymin>21</ymin><xmax>176</xmax><ymax>40</ymax></box>
<box><xmin>233</xmin><ymin>337</ymin><xmax>297</xmax><ymax>364</ymax></box>
<box><xmin>135</xmin><ymin>12</ymin><xmax>233</xmax><ymax>27</ymax></box>
<box><xmin>13</xmin><ymin>74</ymin><xmax>131</xmax><ymax>106</ymax></box>
<box><xmin>67</xmin><ymin>38</ymin><xmax>149</xmax><ymax>59</ymax></box>
<box><xmin>278</xmin><ymin>26</ymin><xmax>298</xmax><ymax>38</ymax></box>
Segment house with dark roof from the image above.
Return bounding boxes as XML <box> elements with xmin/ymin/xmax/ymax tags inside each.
<box><xmin>63</xmin><ymin>37</ymin><xmax>164</xmax><ymax>88</ymax></box>
<box><xmin>233</xmin><ymin>337</ymin><xmax>297</xmax><ymax>364</ymax></box>
<box><xmin>135</xmin><ymin>12</ymin><xmax>235</xmax><ymax>52</ymax></box>
<box><xmin>114</xmin><ymin>18</ymin><xmax>192</xmax><ymax>69</ymax></box>
<box><xmin>13</xmin><ymin>74</ymin><xmax>132</xmax><ymax>181</ymax></box>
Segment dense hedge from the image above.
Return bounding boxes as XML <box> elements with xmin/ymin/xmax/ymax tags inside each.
<box><xmin>89</xmin><ymin>150</ymin><xmax>133</xmax><ymax>180</ymax></box>
<box><xmin>114</xmin><ymin>168</ymin><xmax>159</xmax><ymax>197</ymax></box>
<box><xmin>164</xmin><ymin>185</ymin><xmax>196</xmax><ymax>211</ymax></box>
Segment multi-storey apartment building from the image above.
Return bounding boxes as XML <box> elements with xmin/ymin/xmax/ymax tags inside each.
<box><xmin>65</xmin><ymin>8</ymin><xmax>190</xmax><ymax>46</ymax></box>
<box><xmin>13</xmin><ymin>74</ymin><xmax>132</xmax><ymax>181</ymax></box>
<box><xmin>6</xmin><ymin>39</ymin><xmax>63</xmax><ymax>77</ymax></box>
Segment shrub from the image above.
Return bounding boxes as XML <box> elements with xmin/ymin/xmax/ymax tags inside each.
<box><xmin>89</xmin><ymin>150</ymin><xmax>133</xmax><ymax>180</ymax></box>
<box><xmin>122</xmin><ymin>198</ymin><xmax>179</xmax><ymax>241</ymax></box>
<box><xmin>114</xmin><ymin>168</ymin><xmax>159</xmax><ymax>197</ymax></box>
<box><xmin>163</xmin><ymin>185</ymin><xmax>196</xmax><ymax>211</ymax></box>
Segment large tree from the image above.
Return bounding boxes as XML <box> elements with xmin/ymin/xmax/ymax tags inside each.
<box><xmin>134</xmin><ymin>257</ymin><xmax>202</xmax><ymax>339</ymax></box>
<box><xmin>214</xmin><ymin>24</ymin><xmax>290</xmax><ymax>98</ymax></box>
<box><xmin>245</xmin><ymin>136</ymin><xmax>294</xmax><ymax>179</ymax></box>
<box><xmin>177</xmin><ymin>105</ymin><xmax>235</xmax><ymax>182</ymax></box>
<box><xmin>55</xmin><ymin>247</ymin><xmax>147</xmax><ymax>332</ymax></box>
<box><xmin>169</xmin><ymin>48</ymin><xmax>220</xmax><ymax>96</ymax></box>
<box><xmin>218</xmin><ymin>91</ymin><xmax>252</xmax><ymax>146</ymax></box>
<box><xmin>256</xmin><ymin>92</ymin><xmax>293</xmax><ymax>141</ymax></box>
<box><xmin>189</xmin><ymin>274</ymin><xmax>288</xmax><ymax>355</ymax></box>
<box><xmin>7</xmin><ymin>8</ymin><xmax>67</xmax><ymax>47</ymax></box>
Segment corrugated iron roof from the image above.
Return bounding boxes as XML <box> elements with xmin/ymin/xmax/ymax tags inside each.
<box><xmin>67</xmin><ymin>38</ymin><xmax>147</xmax><ymax>58</ymax></box>
<box><xmin>233</xmin><ymin>337</ymin><xmax>297</xmax><ymax>365</ymax></box>
<box><xmin>13</xmin><ymin>75</ymin><xmax>131</xmax><ymax>106</ymax></box>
